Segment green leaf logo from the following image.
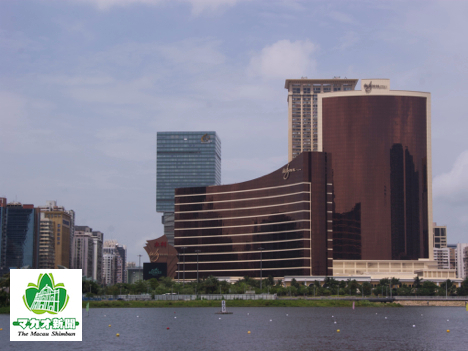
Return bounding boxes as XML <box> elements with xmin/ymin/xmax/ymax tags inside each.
<box><xmin>23</xmin><ymin>273</ymin><xmax>69</xmax><ymax>315</ymax></box>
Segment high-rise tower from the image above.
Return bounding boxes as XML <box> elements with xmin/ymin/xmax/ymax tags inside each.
<box><xmin>156</xmin><ymin>131</ymin><xmax>221</xmax><ymax>245</ymax></box>
<box><xmin>285</xmin><ymin>78</ymin><xmax>432</xmax><ymax>262</ymax></box>
<box><xmin>0</xmin><ymin>199</ymin><xmax>39</xmax><ymax>275</ymax></box>
<box><xmin>285</xmin><ymin>78</ymin><xmax>358</xmax><ymax>161</ymax></box>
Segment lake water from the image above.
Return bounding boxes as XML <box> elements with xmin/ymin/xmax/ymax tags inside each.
<box><xmin>1</xmin><ymin>306</ymin><xmax>467</xmax><ymax>350</ymax></box>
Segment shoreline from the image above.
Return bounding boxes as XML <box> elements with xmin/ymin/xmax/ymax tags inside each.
<box><xmin>80</xmin><ymin>299</ymin><xmax>401</xmax><ymax>309</ymax></box>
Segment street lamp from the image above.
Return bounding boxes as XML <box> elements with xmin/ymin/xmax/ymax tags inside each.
<box><xmin>181</xmin><ymin>247</ymin><xmax>187</xmax><ymax>286</ymax></box>
<box><xmin>258</xmin><ymin>247</ymin><xmax>264</xmax><ymax>292</ymax></box>
<box><xmin>195</xmin><ymin>250</ymin><xmax>201</xmax><ymax>284</ymax></box>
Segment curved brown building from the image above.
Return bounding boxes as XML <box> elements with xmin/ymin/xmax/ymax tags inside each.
<box><xmin>174</xmin><ymin>152</ymin><xmax>333</xmax><ymax>279</ymax></box>
<box><xmin>318</xmin><ymin>79</ymin><xmax>432</xmax><ymax>261</ymax></box>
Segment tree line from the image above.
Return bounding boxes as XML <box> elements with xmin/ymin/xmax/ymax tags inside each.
<box><xmin>82</xmin><ymin>275</ymin><xmax>468</xmax><ymax>298</ymax></box>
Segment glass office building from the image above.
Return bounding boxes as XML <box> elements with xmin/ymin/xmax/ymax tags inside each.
<box><xmin>157</xmin><ymin>132</ymin><xmax>221</xmax><ymax>245</ymax></box>
<box><xmin>0</xmin><ymin>199</ymin><xmax>39</xmax><ymax>275</ymax></box>
<box><xmin>174</xmin><ymin>152</ymin><xmax>333</xmax><ymax>279</ymax></box>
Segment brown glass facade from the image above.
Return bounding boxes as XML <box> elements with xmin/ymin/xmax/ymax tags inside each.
<box><xmin>322</xmin><ymin>95</ymin><xmax>429</xmax><ymax>260</ymax></box>
<box><xmin>174</xmin><ymin>152</ymin><xmax>333</xmax><ymax>279</ymax></box>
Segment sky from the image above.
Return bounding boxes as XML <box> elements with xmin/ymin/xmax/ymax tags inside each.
<box><xmin>1</xmin><ymin>0</ymin><xmax>468</xmax><ymax>264</ymax></box>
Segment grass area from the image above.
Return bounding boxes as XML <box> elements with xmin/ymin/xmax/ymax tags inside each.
<box><xmin>82</xmin><ymin>299</ymin><xmax>401</xmax><ymax>309</ymax></box>
<box><xmin>0</xmin><ymin>306</ymin><xmax>10</xmax><ymax>314</ymax></box>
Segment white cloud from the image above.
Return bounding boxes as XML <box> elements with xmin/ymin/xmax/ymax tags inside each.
<box><xmin>433</xmin><ymin>150</ymin><xmax>468</xmax><ymax>204</ymax></box>
<box><xmin>95</xmin><ymin>127</ymin><xmax>155</xmax><ymax>162</ymax></box>
<box><xmin>248</xmin><ymin>39</ymin><xmax>317</xmax><ymax>79</ymax></box>
<box><xmin>328</xmin><ymin>11</ymin><xmax>358</xmax><ymax>25</ymax></box>
<box><xmin>71</xmin><ymin>0</ymin><xmax>246</xmax><ymax>15</ymax></box>
<box><xmin>0</xmin><ymin>91</ymin><xmax>65</xmax><ymax>154</ymax></box>
<box><xmin>336</xmin><ymin>31</ymin><xmax>359</xmax><ymax>51</ymax></box>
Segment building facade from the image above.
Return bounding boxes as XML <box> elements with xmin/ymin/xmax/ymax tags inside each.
<box><xmin>433</xmin><ymin>224</ymin><xmax>447</xmax><ymax>248</ymax></box>
<box><xmin>102</xmin><ymin>240</ymin><xmax>126</xmax><ymax>285</ymax></box>
<box><xmin>157</xmin><ymin>131</ymin><xmax>221</xmax><ymax>245</ymax></box>
<box><xmin>38</xmin><ymin>213</ymin><xmax>55</xmax><ymax>269</ymax></box>
<box><xmin>285</xmin><ymin>78</ymin><xmax>432</xmax><ymax>262</ymax></box>
<box><xmin>38</xmin><ymin>201</ymin><xmax>73</xmax><ymax>268</ymax></box>
<box><xmin>91</xmin><ymin>231</ymin><xmax>103</xmax><ymax>283</ymax></box>
<box><xmin>144</xmin><ymin>234</ymin><xmax>179</xmax><ymax>278</ymax></box>
<box><xmin>174</xmin><ymin>152</ymin><xmax>333</xmax><ymax>280</ymax></box>
<box><xmin>0</xmin><ymin>199</ymin><xmax>39</xmax><ymax>274</ymax></box>
<box><xmin>455</xmin><ymin>243</ymin><xmax>468</xmax><ymax>279</ymax></box>
<box><xmin>464</xmin><ymin>247</ymin><xmax>468</xmax><ymax>280</ymax></box>
<box><xmin>73</xmin><ymin>226</ymin><xmax>103</xmax><ymax>283</ymax></box>
<box><xmin>433</xmin><ymin>248</ymin><xmax>451</xmax><ymax>269</ymax></box>
<box><xmin>73</xmin><ymin>226</ymin><xmax>94</xmax><ymax>278</ymax></box>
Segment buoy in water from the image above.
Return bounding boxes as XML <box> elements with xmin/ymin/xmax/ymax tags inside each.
<box><xmin>108</xmin><ymin>325</ymin><xmax>111</xmax><ymax>327</ymax></box>
<box><xmin>167</xmin><ymin>327</ymin><xmax>170</xmax><ymax>330</ymax></box>
<box><xmin>248</xmin><ymin>331</ymin><xmax>251</xmax><ymax>334</ymax></box>
<box><xmin>337</xmin><ymin>329</ymin><xmax>340</xmax><ymax>333</ymax></box>
<box><xmin>334</xmin><ymin>321</ymin><xmax>337</xmax><ymax>324</ymax></box>
<box><xmin>385</xmin><ymin>317</ymin><xmax>387</xmax><ymax>319</ymax></box>
<box><xmin>413</xmin><ymin>325</ymin><xmax>416</xmax><ymax>328</ymax></box>
<box><xmin>116</xmin><ymin>333</ymin><xmax>120</xmax><ymax>337</ymax></box>
<box><xmin>270</xmin><ymin>319</ymin><xmax>272</xmax><ymax>322</ymax></box>
<box><xmin>174</xmin><ymin>317</ymin><xmax>177</xmax><ymax>319</ymax></box>
<box><xmin>0</xmin><ymin>328</ymin><xmax>3</xmax><ymax>331</ymax></box>
<box><xmin>219</xmin><ymin>318</ymin><xmax>221</xmax><ymax>320</ymax></box>
<box><xmin>447</xmin><ymin>329</ymin><xmax>450</xmax><ymax>333</ymax></box>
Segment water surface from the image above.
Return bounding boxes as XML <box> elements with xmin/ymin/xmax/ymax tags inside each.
<box><xmin>1</xmin><ymin>306</ymin><xmax>467</xmax><ymax>350</ymax></box>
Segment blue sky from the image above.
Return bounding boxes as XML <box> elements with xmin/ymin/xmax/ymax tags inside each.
<box><xmin>1</xmin><ymin>0</ymin><xmax>468</xmax><ymax>263</ymax></box>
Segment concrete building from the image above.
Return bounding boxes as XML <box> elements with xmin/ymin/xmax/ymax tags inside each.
<box><xmin>73</xmin><ymin>226</ymin><xmax>103</xmax><ymax>283</ymax></box>
<box><xmin>37</xmin><ymin>201</ymin><xmax>73</xmax><ymax>269</ymax></box>
<box><xmin>433</xmin><ymin>224</ymin><xmax>447</xmax><ymax>248</ymax></box>
<box><xmin>285</xmin><ymin>78</ymin><xmax>358</xmax><ymax>160</ymax></box>
<box><xmin>38</xmin><ymin>213</ymin><xmax>55</xmax><ymax>269</ymax></box>
<box><xmin>127</xmin><ymin>267</ymin><xmax>143</xmax><ymax>284</ymax></box>
<box><xmin>73</xmin><ymin>226</ymin><xmax>94</xmax><ymax>278</ymax></box>
<box><xmin>157</xmin><ymin>131</ymin><xmax>221</xmax><ymax>245</ymax></box>
<box><xmin>0</xmin><ymin>198</ymin><xmax>39</xmax><ymax>274</ymax></box>
<box><xmin>286</xmin><ymin>78</ymin><xmax>432</xmax><ymax>263</ymax></box>
<box><xmin>455</xmin><ymin>243</ymin><xmax>468</xmax><ymax>279</ymax></box>
<box><xmin>464</xmin><ymin>247</ymin><xmax>468</xmax><ymax>280</ymax></box>
<box><xmin>433</xmin><ymin>248</ymin><xmax>450</xmax><ymax>269</ymax></box>
<box><xmin>91</xmin><ymin>231</ymin><xmax>103</xmax><ymax>283</ymax></box>
<box><xmin>102</xmin><ymin>240</ymin><xmax>126</xmax><ymax>285</ymax></box>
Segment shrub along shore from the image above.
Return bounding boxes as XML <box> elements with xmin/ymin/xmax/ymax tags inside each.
<box><xmin>82</xmin><ymin>299</ymin><xmax>401</xmax><ymax>309</ymax></box>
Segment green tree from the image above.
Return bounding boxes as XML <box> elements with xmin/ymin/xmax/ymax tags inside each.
<box><xmin>420</xmin><ymin>281</ymin><xmax>438</xmax><ymax>296</ymax></box>
<box><xmin>291</xmin><ymin>278</ymin><xmax>300</xmax><ymax>289</ymax></box>
<box><xmin>456</xmin><ymin>278</ymin><xmax>468</xmax><ymax>296</ymax></box>
<box><xmin>346</xmin><ymin>279</ymin><xmax>359</xmax><ymax>295</ymax></box>
<box><xmin>440</xmin><ymin>279</ymin><xmax>456</xmax><ymax>296</ymax></box>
